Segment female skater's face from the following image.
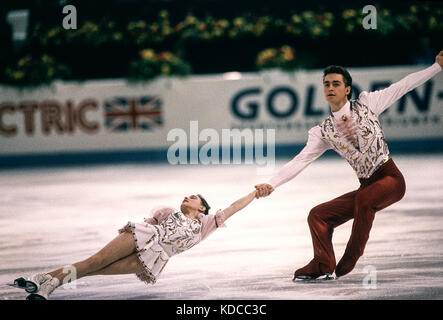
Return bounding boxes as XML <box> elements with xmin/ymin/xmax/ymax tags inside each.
<box><xmin>180</xmin><ymin>194</ymin><xmax>205</xmax><ymax>214</ymax></box>
<box><xmin>323</xmin><ymin>73</ymin><xmax>350</xmax><ymax>105</ymax></box>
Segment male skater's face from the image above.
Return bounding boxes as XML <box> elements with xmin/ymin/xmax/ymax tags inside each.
<box><xmin>323</xmin><ymin>73</ymin><xmax>350</xmax><ymax>106</ymax></box>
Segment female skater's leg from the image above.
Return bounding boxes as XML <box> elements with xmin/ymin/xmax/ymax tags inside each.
<box><xmin>85</xmin><ymin>253</ymin><xmax>143</xmax><ymax>277</ymax></box>
<box><xmin>48</xmin><ymin>232</ymin><xmax>136</xmax><ymax>284</ymax></box>
<box><xmin>25</xmin><ymin>233</ymin><xmax>138</xmax><ymax>300</ymax></box>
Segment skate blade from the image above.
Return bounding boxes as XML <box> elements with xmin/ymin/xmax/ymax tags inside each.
<box><xmin>8</xmin><ymin>277</ymin><xmax>38</xmax><ymax>293</ymax></box>
<box><xmin>292</xmin><ymin>274</ymin><xmax>337</xmax><ymax>282</ymax></box>
<box><xmin>317</xmin><ymin>274</ymin><xmax>337</xmax><ymax>281</ymax></box>
<box><xmin>292</xmin><ymin>275</ymin><xmax>315</xmax><ymax>282</ymax></box>
<box><xmin>9</xmin><ymin>277</ymin><xmax>27</xmax><ymax>289</ymax></box>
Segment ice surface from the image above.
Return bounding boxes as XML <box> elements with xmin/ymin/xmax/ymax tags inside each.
<box><xmin>0</xmin><ymin>154</ymin><xmax>442</xmax><ymax>300</ymax></box>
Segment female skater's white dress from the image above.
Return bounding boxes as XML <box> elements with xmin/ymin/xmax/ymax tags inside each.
<box><xmin>119</xmin><ymin>207</ymin><xmax>225</xmax><ymax>284</ymax></box>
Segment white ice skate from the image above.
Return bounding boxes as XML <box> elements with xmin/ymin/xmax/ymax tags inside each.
<box><xmin>9</xmin><ymin>273</ymin><xmax>53</xmax><ymax>293</ymax></box>
<box><xmin>26</xmin><ymin>277</ymin><xmax>60</xmax><ymax>300</ymax></box>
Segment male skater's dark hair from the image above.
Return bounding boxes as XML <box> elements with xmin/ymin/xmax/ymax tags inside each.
<box><xmin>323</xmin><ymin>65</ymin><xmax>353</xmax><ymax>100</ymax></box>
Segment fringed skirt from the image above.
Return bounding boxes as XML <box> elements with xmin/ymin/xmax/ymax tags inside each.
<box><xmin>118</xmin><ymin>222</ymin><xmax>169</xmax><ymax>285</ymax></box>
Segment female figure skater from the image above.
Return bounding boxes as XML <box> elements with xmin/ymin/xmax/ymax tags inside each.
<box><xmin>255</xmin><ymin>51</ymin><xmax>443</xmax><ymax>280</ymax></box>
<box><xmin>15</xmin><ymin>191</ymin><xmax>257</xmax><ymax>299</ymax></box>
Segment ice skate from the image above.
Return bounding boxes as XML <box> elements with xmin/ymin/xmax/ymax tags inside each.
<box><xmin>293</xmin><ymin>273</ymin><xmax>337</xmax><ymax>282</ymax></box>
<box><xmin>26</xmin><ymin>277</ymin><xmax>60</xmax><ymax>300</ymax></box>
<box><xmin>8</xmin><ymin>273</ymin><xmax>52</xmax><ymax>293</ymax></box>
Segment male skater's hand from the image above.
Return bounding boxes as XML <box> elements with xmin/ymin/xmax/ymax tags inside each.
<box><xmin>254</xmin><ymin>183</ymin><xmax>274</xmax><ymax>198</ymax></box>
<box><xmin>436</xmin><ymin>50</ymin><xmax>443</xmax><ymax>68</ymax></box>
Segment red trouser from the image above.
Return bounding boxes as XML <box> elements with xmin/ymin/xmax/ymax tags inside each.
<box><xmin>294</xmin><ymin>158</ymin><xmax>406</xmax><ymax>278</ymax></box>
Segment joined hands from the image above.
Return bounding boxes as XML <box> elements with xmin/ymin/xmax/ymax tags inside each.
<box><xmin>254</xmin><ymin>183</ymin><xmax>274</xmax><ymax>199</ymax></box>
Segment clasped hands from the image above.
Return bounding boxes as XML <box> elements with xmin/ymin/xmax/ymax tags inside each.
<box><xmin>254</xmin><ymin>183</ymin><xmax>274</xmax><ymax>199</ymax></box>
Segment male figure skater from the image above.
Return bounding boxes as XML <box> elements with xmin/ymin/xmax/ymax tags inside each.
<box><xmin>255</xmin><ymin>51</ymin><xmax>443</xmax><ymax>279</ymax></box>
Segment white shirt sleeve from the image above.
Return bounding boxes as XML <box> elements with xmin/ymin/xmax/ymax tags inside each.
<box><xmin>268</xmin><ymin>126</ymin><xmax>330</xmax><ymax>189</ymax></box>
<box><xmin>359</xmin><ymin>62</ymin><xmax>442</xmax><ymax>116</ymax></box>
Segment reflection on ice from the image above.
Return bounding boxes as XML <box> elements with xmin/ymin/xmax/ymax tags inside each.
<box><xmin>0</xmin><ymin>154</ymin><xmax>442</xmax><ymax>299</ymax></box>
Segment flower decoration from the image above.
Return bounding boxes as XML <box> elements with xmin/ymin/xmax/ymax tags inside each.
<box><xmin>256</xmin><ymin>45</ymin><xmax>297</xmax><ymax>71</ymax></box>
<box><xmin>128</xmin><ymin>49</ymin><xmax>192</xmax><ymax>82</ymax></box>
<box><xmin>4</xmin><ymin>54</ymin><xmax>71</xmax><ymax>87</ymax></box>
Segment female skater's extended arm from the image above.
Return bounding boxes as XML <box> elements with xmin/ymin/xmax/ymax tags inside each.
<box><xmin>222</xmin><ymin>190</ymin><xmax>257</xmax><ymax>221</ymax></box>
<box><xmin>199</xmin><ymin>190</ymin><xmax>256</xmax><ymax>241</ymax></box>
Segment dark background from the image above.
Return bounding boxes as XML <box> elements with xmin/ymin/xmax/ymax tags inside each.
<box><xmin>0</xmin><ymin>0</ymin><xmax>441</xmax><ymax>84</ymax></box>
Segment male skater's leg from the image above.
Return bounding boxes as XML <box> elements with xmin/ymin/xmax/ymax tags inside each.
<box><xmin>335</xmin><ymin>171</ymin><xmax>406</xmax><ymax>277</ymax></box>
<box><xmin>294</xmin><ymin>190</ymin><xmax>357</xmax><ymax>278</ymax></box>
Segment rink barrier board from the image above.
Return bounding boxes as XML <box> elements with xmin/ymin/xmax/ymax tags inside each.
<box><xmin>0</xmin><ymin>138</ymin><xmax>442</xmax><ymax>169</ymax></box>
<box><xmin>1</xmin><ymin>65</ymin><xmax>442</xmax><ymax>166</ymax></box>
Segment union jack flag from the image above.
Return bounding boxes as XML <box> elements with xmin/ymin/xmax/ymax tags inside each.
<box><xmin>104</xmin><ymin>96</ymin><xmax>163</xmax><ymax>132</ymax></box>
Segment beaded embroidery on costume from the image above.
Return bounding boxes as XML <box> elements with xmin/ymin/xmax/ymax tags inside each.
<box><xmin>319</xmin><ymin>100</ymin><xmax>390</xmax><ymax>179</ymax></box>
<box><xmin>155</xmin><ymin>211</ymin><xmax>202</xmax><ymax>256</ymax></box>
<box><xmin>119</xmin><ymin>210</ymin><xmax>203</xmax><ymax>285</ymax></box>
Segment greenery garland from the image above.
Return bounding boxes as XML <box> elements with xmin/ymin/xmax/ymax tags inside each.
<box><xmin>2</xmin><ymin>5</ymin><xmax>441</xmax><ymax>87</ymax></box>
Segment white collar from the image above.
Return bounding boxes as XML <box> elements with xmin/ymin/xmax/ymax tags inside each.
<box><xmin>332</xmin><ymin>100</ymin><xmax>351</xmax><ymax>119</ymax></box>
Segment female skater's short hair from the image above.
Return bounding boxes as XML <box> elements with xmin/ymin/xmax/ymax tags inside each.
<box><xmin>323</xmin><ymin>65</ymin><xmax>353</xmax><ymax>100</ymax></box>
<box><xmin>197</xmin><ymin>194</ymin><xmax>211</xmax><ymax>215</ymax></box>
